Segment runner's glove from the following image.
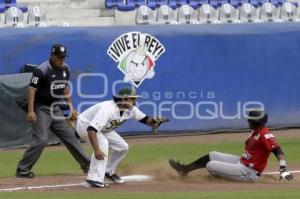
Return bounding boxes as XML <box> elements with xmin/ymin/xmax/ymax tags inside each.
<box><xmin>279</xmin><ymin>166</ymin><xmax>293</xmax><ymax>181</ymax></box>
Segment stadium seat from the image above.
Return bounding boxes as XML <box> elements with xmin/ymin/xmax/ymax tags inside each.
<box><xmin>209</xmin><ymin>0</ymin><xmax>228</xmax><ymax>8</ymax></box>
<box><xmin>219</xmin><ymin>3</ymin><xmax>238</xmax><ymax>23</ymax></box>
<box><xmin>168</xmin><ymin>0</ymin><xmax>187</xmax><ymax>9</ymax></box>
<box><xmin>142</xmin><ymin>0</ymin><xmax>158</xmax><ymax>10</ymax></box>
<box><xmin>0</xmin><ymin>3</ymin><xmax>5</xmax><ymax>13</ymax></box>
<box><xmin>187</xmin><ymin>0</ymin><xmax>198</xmax><ymax>8</ymax></box>
<box><xmin>230</xmin><ymin>0</ymin><xmax>249</xmax><ymax>8</ymax></box>
<box><xmin>3</xmin><ymin>0</ymin><xmax>28</xmax><ymax>12</ymax></box>
<box><xmin>156</xmin><ymin>5</ymin><xmax>177</xmax><ymax>24</ymax></box>
<box><xmin>187</xmin><ymin>0</ymin><xmax>209</xmax><ymax>9</ymax></box>
<box><xmin>239</xmin><ymin>3</ymin><xmax>258</xmax><ymax>22</ymax></box>
<box><xmin>135</xmin><ymin>0</ymin><xmax>146</xmax><ymax>6</ymax></box>
<box><xmin>27</xmin><ymin>6</ymin><xmax>48</xmax><ymax>27</ymax></box>
<box><xmin>269</xmin><ymin>0</ymin><xmax>286</xmax><ymax>7</ymax></box>
<box><xmin>157</xmin><ymin>0</ymin><xmax>168</xmax><ymax>6</ymax></box>
<box><xmin>168</xmin><ymin>0</ymin><xmax>177</xmax><ymax>9</ymax></box>
<box><xmin>105</xmin><ymin>0</ymin><xmax>118</xmax><ymax>8</ymax></box>
<box><xmin>177</xmin><ymin>0</ymin><xmax>188</xmax><ymax>7</ymax></box>
<box><xmin>260</xmin><ymin>2</ymin><xmax>280</xmax><ymax>22</ymax></box>
<box><xmin>280</xmin><ymin>2</ymin><xmax>298</xmax><ymax>22</ymax></box>
<box><xmin>4</xmin><ymin>6</ymin><xmax>25</xmax><ymax>27</ymax></box>
<box><xmin>117</xmin><ymin>0</ymin><xmax>136</xmax><ymax>11</ymax></box>
<box><xmin>177</xmin><ymin>4</ymin><xmax>198</xmax><ymax>23</ymax></box>
<box><xmin>198</xmin><ymin>4</ymin><xmax>218</xmax><ymax>23</ymax></box>
<box><xmin>217</xmin><ymin>0</ymin><xmax>229</xmax><ymax>6</ymax></box>
<box><xmin>209</xmin><ymin>0</ymin><xmax>219</xmax><ymax>8</ymax></box>
<box><xmin>249</xmin><ymin>0</ymin><xmax>268</xmax><ymax>8</ymax></box>
<box><xmin>136</xmin><ymin>5</ymin><xmax>156</xmax><ymax>24</ymax></box>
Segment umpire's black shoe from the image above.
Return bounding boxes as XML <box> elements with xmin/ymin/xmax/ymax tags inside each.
<box><xmin>105</xmin><ymin>173</ymin><xmax>124</xmax><ymax>184</ymax></box>
<box><xmin>16</xmin><ymin>168</ymin><xmax>35</xmax><ymax>178</ymax></box>
<box><xmin>169</xmin><ymin>159</ymin><xmax>188</xmax><ymax>177</ymax></box>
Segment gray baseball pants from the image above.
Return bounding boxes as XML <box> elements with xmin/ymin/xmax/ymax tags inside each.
<box><xmin>207</xmin><ymin>151</ymin><xmax>260</xmax><ymax>182</ymax></box>
<box><xmin>17</xmin><ymin>105</ymin><xmax>90</xmax><ymax>171</ymax></box>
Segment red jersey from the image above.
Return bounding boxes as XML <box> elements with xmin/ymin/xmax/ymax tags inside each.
<box><xmin>240</xmin><ymin>127</ymin><xmax>280</xmax><ymax>173</ymax></box>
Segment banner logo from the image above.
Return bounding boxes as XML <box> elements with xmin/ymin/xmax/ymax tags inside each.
<box><xmin>107</xmin><ymin>32</ymin><xmax>165</xmax><ymax>87</ymax></box>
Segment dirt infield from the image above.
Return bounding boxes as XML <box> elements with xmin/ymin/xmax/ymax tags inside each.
<box><xmin>1</xmin><ymin>129</ymin><xmax>299</xmax><ymax>192</ymax></box>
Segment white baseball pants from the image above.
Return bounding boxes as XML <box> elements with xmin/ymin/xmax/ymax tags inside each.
<box><xmin>76</xmin><ymin>118</ymin><xmax>129</xmax><ymax>183</ymax></box>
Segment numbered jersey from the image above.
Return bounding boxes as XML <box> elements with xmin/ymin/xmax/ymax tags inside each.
<box><xmin>240</xmin><ymin>127</ymin><xmax>280</xmax><ymax>173</ymax></box>
<box><xmin>29</xmin><ymin>60</ymin><xmax>70</xmax><ymax>106</ymax></box>
<box><xmin>79</xmin><ymin>100</ymin><xmax>146</xmax><ymax>133</ymax></box>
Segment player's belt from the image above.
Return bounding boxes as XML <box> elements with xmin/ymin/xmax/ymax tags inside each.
<box><xmin>244</xmin><ymin>164</ymin><xmax>261</xmax><ymax>176</ymax></box>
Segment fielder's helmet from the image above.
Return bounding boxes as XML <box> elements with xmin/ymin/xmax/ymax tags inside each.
<box><xmin>247</xmin><ymin>109</ymin><xmax>268</xmax><ymax>126</ymax></box>
<box><xmin>113</xmin><ymin>88</ymin><xmax>139</xmax><ymax>102</ymax></box>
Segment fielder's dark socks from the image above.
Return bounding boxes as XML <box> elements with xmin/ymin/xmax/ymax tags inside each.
<box><xmin>184</xmin><ymin>154</ymin><xmax>210</xmax><ymax>172</ymax></box>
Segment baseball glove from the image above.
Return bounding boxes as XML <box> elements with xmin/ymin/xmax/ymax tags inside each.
<box><xmin>152</xmin><ymin>116</ymin><xmax>169</xmax><ymax>134</ymax></box>
<box><xmin>66</xmin><ymin>114</ymin><xmax>78</xmax><ymax>129</ymax></box>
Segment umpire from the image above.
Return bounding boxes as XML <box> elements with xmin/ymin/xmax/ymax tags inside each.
<box><xmin>16</xmin><ymin>44</ymin><xmax>90</xmax><ymax>178</ymax></box>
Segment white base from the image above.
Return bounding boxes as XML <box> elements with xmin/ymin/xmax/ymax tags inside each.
<box><xmin>121</xmin><ymin>175</ymin><xmax>154</xmax><ymax>182</ymax></box>
<box><xmin>104</xmin><ymin>174</ymin><xmax>154</xmax><ymax>183</ymax></box>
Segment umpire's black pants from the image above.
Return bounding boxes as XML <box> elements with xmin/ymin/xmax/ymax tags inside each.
<box><xmin>17</xmin><ymin>105</ymin><xmax>90</xmax><ymax>172</ymax></box>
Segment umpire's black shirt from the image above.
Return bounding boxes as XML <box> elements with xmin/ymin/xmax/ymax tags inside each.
<box><xmin>29</xmin><ymin>60</ymin><xmax>70</xmax><ymax>106</ymax></box>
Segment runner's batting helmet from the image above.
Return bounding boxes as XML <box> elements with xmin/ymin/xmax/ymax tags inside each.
<box><xmin>247</xmin><ymin>109</ymin><xmax>268</xmax><ymax>126</ymax></box>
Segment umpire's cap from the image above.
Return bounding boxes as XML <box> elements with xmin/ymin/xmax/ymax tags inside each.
<box><xmin>113</xmin><ymin>88</ymin><xmax>140</xmax><ymax>102</ymax></box>
<box><xmin>247</xmin><ymin>109</ymin><xmax>268</xmax><ymax>126</ymax></box>
<box><xmin>51</xmin><ymin>44</ymin><xmax>68</xmax><ymax>58</ymax></box>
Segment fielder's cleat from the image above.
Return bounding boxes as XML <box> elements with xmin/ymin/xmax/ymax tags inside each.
<box><xmin>16</xmin><ymin>168</ymin><xmax>35</xmax><ymax>178</ymax></box>
<box><xmin>85</xmin><ymin>179</ymin><xmax>109</xmax><ymax>188</ymax></box>
<box><xmin>169</xmin><ymin>159</ymin><xmax>188</xmax><ymax>177</ymax></box>
<box><xmin>105</xmin><ymin>173</ymin><xmax>124</xmax><ymax>184</ymax></box>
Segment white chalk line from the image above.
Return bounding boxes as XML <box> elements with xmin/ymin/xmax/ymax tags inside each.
<box><xmin>262</xmin><ymin>170</ymin><xmax>300</xmax><ymax>175</ymax></box>
<box><xmin>0</xmin><ymin>183</ymin><xmax>85</xmax><ymax>192</ymax></box>
<box><xmin>0</xmin><ymin>175</ymin><xmax>154</xmax><ymax>192</ymax></box>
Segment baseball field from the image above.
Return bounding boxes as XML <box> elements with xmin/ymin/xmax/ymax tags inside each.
<box><xmin>0</xmin><ymin>129</ymin><xmax>299</xmax><ymax>198</ymax></box>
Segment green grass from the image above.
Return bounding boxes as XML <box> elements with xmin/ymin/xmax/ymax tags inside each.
<box><xmin>1</xmin><ymin>190</ymin><xmax>300</xmax><ymax>199</ymax></box>
<box><xmin>0</xmin><ymin>147</ymin><xmax>88</xmax><ymax>177</ymax></box>
<box><xmin>0</xmin><ymin>136</ymin><xmax>299</xmax><ymax>199</ymax></box>
<box><xmin>0</xmin><ymin>138</ymin><xmax>298</xmax><ymax>177</ymax></box>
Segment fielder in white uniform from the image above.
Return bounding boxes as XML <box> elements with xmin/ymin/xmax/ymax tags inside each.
<box><xmin>76</xmin><ymin>88</ymin><xmax>168</xmax><ymax>188</ymax></box>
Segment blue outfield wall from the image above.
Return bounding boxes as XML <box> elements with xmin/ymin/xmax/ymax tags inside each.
<box><xmin>1</xmin><ymin>24</ymin><xmax>300</xmax><ymax>135</ymax></box>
